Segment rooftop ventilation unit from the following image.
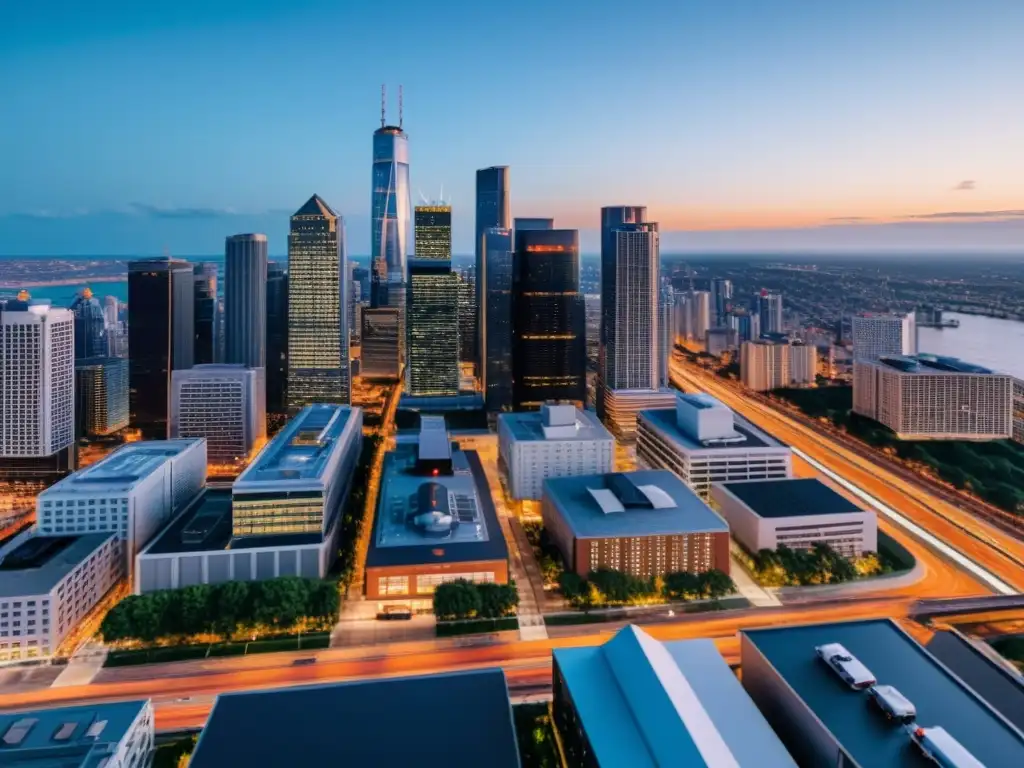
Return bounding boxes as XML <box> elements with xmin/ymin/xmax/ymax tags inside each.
<box><xmin>3</xmin><ymin>718</ymin><xmax>38</xmax><ymax>746</ymax></box>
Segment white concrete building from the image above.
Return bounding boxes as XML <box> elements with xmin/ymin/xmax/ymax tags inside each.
<box><xmin>741</xmin><ymin>340</ymin><xmax>816</xmax><ymax>391</ymax></box>
<box><xmin>36</xmin><ymin>439</ymin><xmax>207</xmax><ymax>574</ymax></box>
<box><xmin>851</xmin><ymin>312</ymin><xmax>916</xmax><ymax>363</ymax></box>
<box><xmin>853</xmin><ymin>355</ymin><xmax>1013</xmax><ymax>440</ymax></box>
<box><xmin>712</xmin><ymin>477</ymin><xmax>877</xmax><ymax>557</ymax></box>
<box><xmin>170</xmin><ymin>364</ymin><xmax>266</xmax><ymax>466</ymax></box>
<box><xmin>705</xmin><ymin>327</ymin><xmax>739</xmax><ymax>357</ymax></box>
<box><xmin>637</xmin><ymin>392</ymin><xmax>792</xmax><ymax>500</ymax></box>
<box><xmin>498</xmin><ymin>404</ymin><xmax>614</xmax><ymax>500</ymax></box>
<box><xmin>789</xmin><ymin>341</ymin><xmax>818</xmax><ymax>386</ymax></box>
<box><xmin>0</xmin><ymin>533</ymin><xmax>121</xmax><ymax>664</ymax></box>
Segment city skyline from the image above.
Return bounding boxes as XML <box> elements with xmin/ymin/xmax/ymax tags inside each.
<box><xmin>3</xmin><ymin>2</ymin><xmax>1024</xmax><ymax>255</ymax></box>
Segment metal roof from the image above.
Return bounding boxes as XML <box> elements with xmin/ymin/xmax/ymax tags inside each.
<box><xmin>638</xmin><ymin>407</ymin><xmax>779</xmax><ymax>452</ymax></box>
<box><xmin>499</xmin><ymin>407</ymin><xmax>612</xmax><ymax>443</ymax></box>
<box><xmin>716</xmin><ymin>477</ymin><xmax>864</xmax><ymax>519</ymax></box>
<box><xmin>40</xmin><ymin>439</ymin><xmax>202</xmax><ymax>495</ymax></box>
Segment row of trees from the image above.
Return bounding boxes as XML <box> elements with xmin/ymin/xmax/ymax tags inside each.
<box><xmin>433</xmin><ymin>579</ymin><xmax>519</xmax><ymax>621</ymax></box>
<box><xmin>336</xmin><ymin>433</ymin><xmax>383</xmax><ymax>588</ymax></box>
<box><xmin>557</xmin><ymin>568</ymin><xmax>735</xmax><ymax>609</ymax></box>
<box><xmin>744</xmin><ymin>543</ymin><xmax>861</xmax><ymax>587</ymax></box>
<box><xmin>100</xmin><ymin>577</ymin><xmax>339</xmax><ymax>644</ymax></box>
<box><xmin>522</xmin><ymin>521</ymin><xmax>564</xmax><ymax>588</ymax></box>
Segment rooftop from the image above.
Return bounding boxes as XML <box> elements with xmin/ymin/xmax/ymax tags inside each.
<box><xmin>40</xmin><ymin>440</ymin><xmax>202</xmax><ymax>496</ymax></box>
<box><xmin>291</xmin><ymin>194</ymin><xmax>336</xmax><ymax>219</ymax></box>
<box><xmin>190</xmin><ymin>670</ymin><xmax>520</xmax><ymax>768</ymax></box>
<box><xmin>878</xmin><ymin>353</ymin><xmax>997</xmax><ymax>375</ymax></box>
<box><xmin>500</xmin><ymin>406</ymin><xmax>612</xmax><ymax>443</ymax></box>
<box><xmin>716</xmin><ymin>477</ymin><xmax>863</xmax><ymax>519</ymax></box>
<box><xmin>0</xmin><ymin>534</ymin><xmax>115</xmax><ymax>598</ymax></box>
<box><xmin>543</xmin><ymin>470</ymin><xmax>728</xmax><ymax>539</ymax></box>
<box><xmin>554</xmin><ymin>626</ymin><xmax>796</xmax><ymax>768</ymax></box>
<box><xmin>743</xmin><ymin>619</ymin><xmax>1024</xmax><ymax>768</ymax></box>
<box><xmin>0</xmin><ymin>699</ymin><xmax>149</xmax><ymax>768</ymax></box>
<box><xmin>234</xmin><ymin>404</ymin><xmax>356</xmax><ymax>490</ymax></box>
<box><xmin>639</xmin><ymin>406</ymin><xmax>779</xmax><ymax>451</ymax></box>
<box><xmin>367</xmin><ymin>448</ymin><xmax>508</xmax><ymax>568</ymax></box>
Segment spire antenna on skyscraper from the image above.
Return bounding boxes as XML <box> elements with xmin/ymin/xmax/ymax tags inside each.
<box><xmin>381</xmin><ymin>84</ymin><xmax>386</xmax><ymax>128</ymax></box>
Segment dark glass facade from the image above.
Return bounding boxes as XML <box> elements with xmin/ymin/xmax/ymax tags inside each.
<box><xmin>481</xmin><ymin>228</ymin><xmax>513</xmax><ymax>412</ymax></box>
<box><xmin>266</xmin><ymin>261</ymin><xmax>288</xmax><ymax>414</ymax></box>
<box><xmin>75</xmin><ymin>357</ymin><xmax>129</xmax><ymax>438</ymax></box>
<box><xmin>406</xmin><ymin>260</ymin><xmax>459</xmax><ymax>396</ymax></box>
<box><xmin>413</xmin><ymin>205</ymin><xmax>452</xmax><ymax>260</ymax></box>
<box><xmin>511</xmin><ymin>229</ymin><xmax>586</xmax><ymax>410</ymax></box>
<box><xmin>457</xmin><ymin>265</ymin><xmax>476</xmax><ymax>366</ymax></box>
<box><xmin>193</xmin><ymin>262</ymin><xmax>218</xmax><ymax>365</ymax></box>
<box><xmin>128</xmin><ymin>258</ymin><xmax>194</xmax><ymax>438</ymax></box>
<box><xmin>474</xmin><ymin>166</ymin><xmax>510</xmax><ymax>368</ymax></box>
<box><xmin>69</xmin><ymin>289</ymin><xmax>107</xmax><ymax>361</ymax></box>
<box><xmin>225</xmin><ymin>233</ymin><xmax>268</xmax><ymax>368</ymax></box>
<box><xmin>360</xmin><ymin>307</ymin><xmax>401</xmax><ymax>380</ymax></box>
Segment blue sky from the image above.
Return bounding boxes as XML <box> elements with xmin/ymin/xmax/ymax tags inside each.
<box><xmin>2</xmin><ymin>0</ymin><xmax>1023</xmax><ymax>256</ymax></box>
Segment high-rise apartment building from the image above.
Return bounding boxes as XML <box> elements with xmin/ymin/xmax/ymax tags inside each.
<box><xmin>69</xmin><ymin>288</ymin><xmax>106</xmax><ymax>360</ymax></box>
<box><xmin>193</xmin><ymin>262</ymin><xmax>218</xmax><ymax>365</ymax></box>
<box><xmin>511</xmin><ymin>228</ymin><xmax>586</xmax><ymax>410</ymax></box>
<box><xmin>474</xmin><ymin>166</ymin><xmax>511</xmax><ymax>368</ymax></box>
<box><xmin>789</xmin><ymin>341</ymin><xmax>818</xmax><ymax>385</ymax></box>
<box><xmin>225</xmin><ymin>233</ymin><xmax>268</xmax><ymax>368</ymax></box>
<box><xmin>286</xmin><ymin>194</ymin><xmax>350</xmax><ymax>409</ymax></box>
<box><xmin>360</xmin><ymin>307</ymin><xmax>401</xmax><ymax>380</ymax></box>
<box><xmin>371</xmin><ymin>97</ymin><xmax>410</xmax><ymax>311</ymax></box>
<box><xmin>741</xmin><ymin>340</ymin><xmax>815</xmax><ymax>391</ymax></box>
<box><xmin>406</xmin><ymin>260</ymin><xmax>459</xmax><ymax>396</ymax></box>
<box><xmin>75</xmin><ymin>357</ymin><xmax>129</xmax><ymax>438</ymax></box>
<box><xmin>481</xmin><ymin>227</ymin><xmax>513</xmax><ymax>413</ymax></box>
<box><xmin>851</xmin><ymin>312</ymin><xmax>916</xmax><ymax>363</ymax></box>
<box><xmin>710</xmin><ymin>278</ymin><xmax>733</xmax><ymax>326</ymax></box>
<box><xmin>413</xmin><ymin>205</ymin><xmax>452</xmax><ymax>260</ymax></box>
<box><xmin>600</xmin><ymin>206</ymin><xmax>647</xmax><ymax>392</ymax></box>
<box><xmin>0</xmin><ymin>306</ymin><xmax>76</xmax><ymax>481</ymax></box>
<box><xmin>758</xmin><ymin>291</ymin><xmax>784</xmax><ymax>335</ymax></box>
<box><xmin>680</xmin><ymin>290</ymin><xmax>711</xmax><ymax>342</ymax></box>
<box><xmin>128</xmin><ymin>258</ymin><xmax>194</xmax><ymax>438</ymax></box>
<box><xmin>456</xmin><ymin>266</ymin><xmax>476</xmax><ymax>366</ymax></box>
<box><xmin>171</xmin><ymin>364</ymin><xmax>266</xmax><ymax>467</ymax></box>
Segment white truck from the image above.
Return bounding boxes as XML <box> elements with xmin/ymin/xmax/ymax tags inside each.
<box><xmin>910</xmin><ymin>726</ymin><xmax>986</xmax><ymax>768</ymax></box>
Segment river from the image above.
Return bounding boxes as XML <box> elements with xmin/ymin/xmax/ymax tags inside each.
<box><xmin>917</xmin><ymin>312</ymin><xmax>1024</xmax><ymax>380</ymax></box>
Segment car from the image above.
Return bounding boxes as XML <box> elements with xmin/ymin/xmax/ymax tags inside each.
<box><xmin>815</xmin><ymin>643</ymin><xmax>876</xmax><ymax>690</ymax></box>
<box><xmin>911</xmin><ymin>726</ymin><xmax>985</xmax><ymax>768</ymax></box>
<box><xmin>868</xmin><ymin>684</ymin><xmax>916</xmax><ymax>723</ymax></box>
<box><xmin>292</xmin><ymin>657</ymin><xmax>318</xmax><ymax>666</ymax></box>
<box><xmin>377</xmin><ymin>605</ymin><xmax>413</xmax><ymax>621</ymax></box>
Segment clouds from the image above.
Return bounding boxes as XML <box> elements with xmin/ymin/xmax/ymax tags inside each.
<box><xmin>126</xmin><ymin>203</ymin><xmax>240</xmax><ymax>219</ymax></box>
<box><xmin>952</xmin><ymin>180</ymin><xmax>976</xmax><ymax>191</ymax></box>
<box><xmin>903</xmin><ymin>210</ymin><xmax>1024</xmax><ymax>220</ymax></box>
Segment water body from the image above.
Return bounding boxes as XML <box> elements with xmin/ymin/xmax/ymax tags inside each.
<box><xmin>917</xmin><ymin>312</ymin><xmax>1024</xmax><ymax>380</ymax></box>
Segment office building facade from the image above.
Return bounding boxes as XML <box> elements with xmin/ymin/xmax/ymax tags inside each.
<box><xmin>360</xmin><ymin>307</ymin><xmax>401</xmax><ymax>380</ymax></box>
<box><xmin>851</xmin><ymin>312</ymin><xmax>916</xmax><ymax>363</ymax></box>
<box><xmin>758</xmin><ymin>291</ymin><xmax>784</xmax><ymax>335</ymax></box>
<box><xmin>480</xmin><ymin>227</ymin><xmax>513</xmax><ymax>412</ymax></box>
<box><xmin>513</xmin><ymin>217</ymin><xmax>554</xmax><ymax>235</ymax></box>
<box><xmin>371</xmin><ymin>106</ymin><xmax>411</xmax><ymax>308</ymax></box>
<box><xmin>1014</xmin><ymin>378</ymin><xmax>1024</xmax><ymax>445</ymax></box>
<box><xmin>75</xmin><ymin>357</ymin><xmax>129</xmax><ymax>438</ymax></box>
<box><xmin>193</xmin><ymin>262</ymin><xmax>218</xmax><ymax>365</ymax></box>
<box><xmin>511</xmin><ymin>228</ymin><xmax>586</xmax><ymax>410</ymax></box>
<box><xmin>457</xmin><ymin>265</ymin><xmax>476</xmax><ymax>366</ymax></box>
<box><xmin>474</xmin><ymin>166</ymin><xmax>511</xmax><ymax>367</ymax></box>
<box><xmin>599</xmin><ymin>207</ymin><xmax>647</xmax><ymax>394</ymax></box>
<box><xmin>413</xmin><ymin>205</ymin><xmax>452</xmax><ymax>260</ymax></box>
<box><xmin>286</xmin><ymin>194</ymin><xmax>350</xmax><ymax>409</ymax></box>
<box><xmin>710</xmin><ymin>278</ymin><xmax>733</xmax><ymax>326</ymax></box>
<box><xmin>69</xmin><ymin>288</ymin><xmax>106</xmax><ymax>361</ymax></box>
<box><xmin>406</xmin><ymin>260</ymin><xmax>459</xmax><ymax>396</ymax></box>
<box><xmin>265</xmin><ymin>261</ymin><xmax>288</xmax><ymax>414</ymax></box>
<box><xmin>128</xmin><ymin>258</ymin><xmax>195</xmax><ymax>438</ymax></box>
<box><xmin>225</xmin><ymin>233</ymin><xmax>268</xmax><ymax>368</ymax></box>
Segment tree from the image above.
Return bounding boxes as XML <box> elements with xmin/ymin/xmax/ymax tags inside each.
<box><xmin>663</xmin><ymin>571</ymin><xmax>701</xmax><ymax>600</ymax></box>
<box><xmin>477</xmin><ymin>583</ymin><xmax>519</xmax><ymax>618</ymax></box>
<box><xmin>308</xmin><ymin>580</ymin><xmax>341</xmax><ymax>623</ymax></box>
<box><xmin>433</xmin><ymin>580</ymin><xmax>482</xmax><ymax>621</ymax></box>
<box><xmin>698</xmin><ymin>570</ymin><xmax>735</xmax><ymax>600</ymax></box>
<box><xmin>212</xmin><ymin>580</ymin><xmax>251</xmax><ymax>636</ymax></box>
<box><xmin>557</xmin><ymin>572</ymin><xmax>587</xmax><ymax>606</ymax></box>
<box><xmin>177</xmin><ymin>585</ymin><xmax>212</xmax><ymax>636</ymax></box>
<box><xmin>99</xmin><ymin>601</ymin><xmax>134</xmax><ymax>643</ymax></box>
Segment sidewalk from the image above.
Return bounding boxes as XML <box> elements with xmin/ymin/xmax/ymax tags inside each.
<box><xmin>728</xmin><ymin>549</ymin><xmax>782</xmax><ymax>608</ymax></box>
<box><xmin>52</xmin><ymin>642</ymin><xmax>108</xmax><ymax>688</ymax></box>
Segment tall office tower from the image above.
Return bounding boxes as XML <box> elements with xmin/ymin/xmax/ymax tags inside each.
<box><xmin>851</xmin><ymin>312</ymin><xmax>916</xmax><ymax>363</ymax></box>
<box><xmin>0</xmin><ymin>306</ymin><xmax>76</xmax><ymax>482</ymax></box>
<box><xmin>371</xmin><ymin>90</ymin><xmax>410</xmax><ymax>310</ymax></box>
<box><xmin>225</xmin><ymin>233</ymin><xmax>268</xmax><ymax>369</ymax></box>
<box><xmin>474</xmin><ymin>166</ymin><xmax>511</xmax><ymax>368</ymax></box>
<box><xmin>193</xmin><ymin>262</ymin><xmax>218</xmax><ymax>365</ymax></box>
<box><xmin>103</xmin><ymin>295</ymin><xmax>119</xmax><ymax>328</ymax></box>
<box><xmin>75</xmin><ymin>357</ymin><xmax>129</xmax><ymax>438</ymax></box>
<box><xmin>405</xmin><ymin>260</ymin><xmax>459</xmax><ymax>396</ymax></box>
<box><xmin>710</xmin><ymin>278</ymin><xmax>733</xmax><ymax>326</ymax></box>
<box><xmin>758</xmin><ymin>291</ymin><xmax>784</xmax><ymax>335</ymax></box>
<box><xmin>599</xmin><ymin>206</ymin><xmax>647</xmax><ymax>396</ymax></box>
<box><xmin>511</xmin><ymin>229</ymin><xmax>586</xmax><ymax>410</ymax></box>
<box><xmin>128</xmin><ymin>258</ymin><xmax>194</xmax><ymax>438</ymax></box>
<box><xmin>69</xmin><ymin>288</ymin><xmax>106</xmax><ymax>360</ymax></box>
<box><xmin>457</xmin><ymin>266</ymin><xmax>476</xmax><ymax>366</ymax></box>
<box><xmin>414</xmin><ymin>205</ymin><xmax>452</xmax><ymax>260</ymax></box>
<box><xmin>287</xmin><ymin>194</ymin><xmax>350</xmax><ymax>410</ymax></box>
<box><xmin>171</xmin><ymin>364</ymin><xmax>266</xmax><ymax>467</ymax></box>
<box><xmin>360</xmin><ymin>307</ymin><xmax>401</xmax><ymax>380</ymax></box>
<box><xmin>481</xmin><ymin>227</ymin><xmax>513</xmax><ymax>412</ymax></box>
<box><xmin>265</xmin><ymin>261</ymin><xmax>288</xmax><ymax>415</ymax></box>
<box><xmin>734</xmin><ymin>311</ymin><xmax>761</xmax><ymax>343</ymax></box>
<box><xmin>513</xmin><ymin>217</ymin><xmax>554</xmax><ymax>235</ymax></box>
<box><xmin>658</xmin><ymin>283</ymin><xmax>673</xmax><ymax>388</ymax></box>
<box><xmin>684</xmin><ymin>290</ymin><xmax>711</xmax><ymax>341</ymax></box>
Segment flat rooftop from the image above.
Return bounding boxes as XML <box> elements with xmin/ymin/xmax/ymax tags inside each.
<box><xmin>234</xmin><ymin>404</ymin><xmax>354</xmax><ymax>489</ymax></box>
<box><xmin>500</xmin><ymin>407</ymin><xmax>612</xmax><ymax>443</ymax></box>
<box><xmin>190</xmin><ymin>669</ymin><xmax>520</xmax><ymax>768</ymax></box>
<box><xmin>544</xmin><ymin>469</ymin><xmax>728</xmax><ymax>539</ymax></box>
<box><xmin>366</xmin><ymin>448</ymin><xmax>508</xmax><ymax>568</ymax></box>
<box><xmin>0</xmin><ymin>534</ymin><xmax>114</xmax><ymax>598</ymax></box>
<box><xmin>40</xmin><ymin>439</ymin><xmax>201</xmax><ymax>495</ymax></box>
<box><xmin>743</xmin><ymin>619</ymin><xmax>1024</xmax><ymax>768</ymax></box>
<box><xmin>0</xmin><ymin>699</ymin><xmax>148</xmax><ymax>768</ymax></box>
<box><xmin>878</xmin><ymin>353</ymin><xmax>997</xmax><ymax>375</ymax></box>
<box><xmin>717</xmin><ymin>477</ymin><xmax>863</xmax><ymax>519</ymax></box>
<box><xmin>555</xmin><ymin>627</ymin><xmax>795</xmax><ymax>768</ymax></box>
<box><xmin>638</xmin><ymin>407</ymin><xmax>780</xmax><ymax>451</ymax></box>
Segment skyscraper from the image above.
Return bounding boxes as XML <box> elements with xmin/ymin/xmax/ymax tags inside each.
<box><xmin>0</xmin><ymin>306</ymin><xmax>76</xmax><ymax>481</ymax></box>
<box><xmin>193</xmin><ymin>262</ymin><xmax>218</xmax><ymax>365</ymax></box>
<box><xmin>128</xmin><ymin>258</ymin><xmax>194</xmax><ymax>438</ymax></box>
<box><xmin>286</xmin><ymin>195</ymin><xmax>350</xmax><ymax>409</ymax></box>
<box><xmin>414</xmin><ymin>205</ymin><xmax>452</xmax><ymax>260</ymax></box>
<box><xmin>75</xmin><ymin>357</ymin><xmax>129</xmax><ymax>438</ymax></box>
<box><xmin>406</xmin><ymin>260</ymin><xmax>459</xmax><ymax>396</ymax></box>
<box><xmin>475</xmin><ymin>166</ymin><xmax>511</xmax><ymax>368</ymax></box>
<box><xmin>481</xmin><ymin>228</ymin><xmax>513</xmax><ymax>413</ymax></box>
<box><xmin>710</xmin><ymin>278</ymin><xmax>733</xmax><ymax>326</ymax></box>
<box><xmin>511</xmin><ymin>228</ymin><xmax>586</xmax><ymax>410</ymax></box>
<box><xmin>758</xmin><ymin>291</ymin><xmax>784</xmax><ymax>335</ymax></box>
<box><xmin>513</xmin><ymin>217</ymin><xmax>553</xmax><ymax>235</ymax></box>
<box><xmin>69</xmin><ymin>288</ymin><xmax>107</xmax><ymax>361</ymax></box>
<box><xmin>457</xmin><ymin>265</ymin><xmax>476</xmax><ymax>366</ymax></box>
<box><xmin>225</xmin><ymin>233</ymin><xmax>268</xmax><ymax>368</ymax></box>
<box><xmin>360</xmin><ymin>307</ymin><xmax>401</xmax><ymax>380</ymax></box>
<box><xmin>371</xmin><ymin>89</ymin><xmax>410</xmax><ymax>309</ymax></box>
<box><xmin>851</xmin><ymin>312</ymin><xmax>916</xmax><ymax>363</ymax></box>
<box><xmin>265</xmin><ymin>261</ymin><xmax>288</xmax><ymax>414</ymax></box>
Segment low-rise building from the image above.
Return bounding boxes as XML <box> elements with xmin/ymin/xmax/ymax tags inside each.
<box><xmin>600</xmin><ymin>387</ymin><xmax>677</xmax><ymax>443</ymax></box>
<box><xmin>365</xmin><ymin>417</ymin><xmax>508</xmax><ymax>610</ymax></box>
<box><xmin>541</xmin><ymin>469</ymin><xmax>730</xmax><ymax>579</ymax></box>
<box><xmin>637</xmin><ymin>392</ymin><xmax>792</xmax><ymax>499</ymax></box>
<box><xmin>554</xmin><ymin>625</ymin><xmax>796</xmax><ymax>768</ymax></box>
<box><xmin>741</xmin><ymin>340</ymin><xmax>816</xmax><ymax>391</ymax></box>
<box><xmin>711</xmin><ymin>477</ymin><xmax>877</xmax><ymax>557</ymax></box>
<box><xmin>705</xmin><ymin>326</ymin><xmax>739</xmax><ymax>357</ymax></box>
<box><xmin>741</xmin><ymin>619</ymin><xmax>1024</xmax><ymax>768</ymax></box>
<box><xmin>0</xmin><ymin>533</ymin><xmax>121</xmax><ymax>664</ymax></box>
<box><xmin>0</xmin><ymin>699</ymin><xmax>154</xmax><ymax>767</ymax></box>
<box><xmin>191</xmin><ymin>669</ymin><xmax>520</xmax><ymax>768</ymax></box>
<box><xmin>853</xmin><ymin>354</ymin><xmax>1014</xmax><ymax>440</ymax></box>
<box><xmin>498</xmin><ymin>404</ymin><xmax>614</xmax><ymax>500</ymax></box>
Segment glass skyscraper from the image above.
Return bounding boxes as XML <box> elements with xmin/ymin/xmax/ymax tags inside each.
<box><xmin>265</xmin><ymin>261</ymin><xmax>288</xmax><ymax>414</ymax></box>
<box><xmin>406</xmin><ymin>260</ymin><xmax>459</xmax><ymax>396</ymax></box>
<box><xmin>371</xmin><ymin>118</ymin><xmax>410</xmax><ymax>308</ymax></box>
<box><xmin>414</xmin><ymin>205</ymin><xmax>452</xmax><ymax>260</ymax></box>
<box><xmin>69</xmin><ymin>288</ymin><xmax>107</xmax><ymax>361</ymax></box>
<box><xmin>481</xmin><ymin>227</ymin><xmax>513</xmax><ymax>413</ymax></box>
<box><xmin>225</xmin><ymin>233</ymin><xmax>268</xmax><ymax>368</ymax></box>
<box><xmin>286</xmin><ymin>194</ymin><xmax>350</xmax><ymax>410</ymax></box>
<box><xmin>474</xmin><ymin>166</ymin><xmax>510</xmax><ymax>368</ymax></box>
<box><xmin>511</xmin><ymin>228</ymin><xmax>586</xmax><ymax>410</ymax></box>
<box><xmin>193</xmin><ymin>262</ymin><xmax>218</xmax><ymax>365</ymax></box>
<box><xmin>75</xmin><ymin>357</ymin><xmax>129</xmax><ymax>438</ymax></box>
